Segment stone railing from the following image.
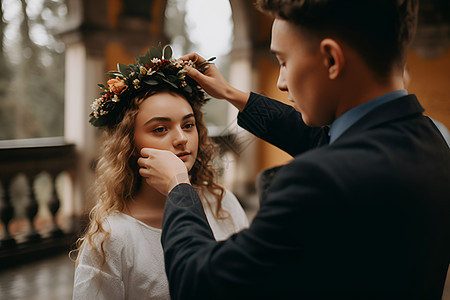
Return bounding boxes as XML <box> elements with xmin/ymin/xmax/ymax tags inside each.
<box><xmin>0</xmin><ymin>137</ymin><xmax>78</xmax><ymax>268</ymax></box>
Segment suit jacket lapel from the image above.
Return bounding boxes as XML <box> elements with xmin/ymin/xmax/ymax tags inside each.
<box><xmin>334</xmin><ymin>94</ymin><xmax>424</xmax><ymax>143</ymax></box>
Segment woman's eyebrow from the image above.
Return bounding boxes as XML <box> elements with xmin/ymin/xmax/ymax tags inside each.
<box><xmin>144</xmin><ymin>113</ymin><xmax>195</xmax><ymax>126</ymax></box>
<box><xmin>183</xmin><ymin>113</ymin><xmax>195</xmax><ymax>120</ymax></box>
<box><xmin>144</xmin><ymin>116</ymin><xmax>171</xmax><ymax>126</ymax></box>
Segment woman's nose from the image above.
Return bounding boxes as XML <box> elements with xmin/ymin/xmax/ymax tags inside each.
<box><xmin>173</xmin><ymin>128</ymin><xmax>188</xmax><ymax>147</ymax></box>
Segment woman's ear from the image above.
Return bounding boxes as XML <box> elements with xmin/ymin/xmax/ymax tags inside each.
<box><xmin>320</xmin><ymin>38</ymin><xmax>344</xmax><ymax>80</ymax></box>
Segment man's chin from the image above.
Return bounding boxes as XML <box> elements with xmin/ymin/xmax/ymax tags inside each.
<box><xmin>302</xmin><ymin>116</ymin><xmax>332</xmax><ymax>127</ymax></box>
<box><xmin>300</xmin><ymin>115</ymin><xmax>317</xmax><ymax>127</ymax></box>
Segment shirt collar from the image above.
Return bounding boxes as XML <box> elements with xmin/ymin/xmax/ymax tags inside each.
<box><xmin>329</xmin><ymin>89</ymin><xmax>408</xmax><ymax>144</ymax></box>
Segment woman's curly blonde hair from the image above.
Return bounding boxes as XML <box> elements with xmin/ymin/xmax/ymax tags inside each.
<box><xmin>72</xmin><ymin>90</ymin><xmax>227</xmax><ymax>267</ymax></box>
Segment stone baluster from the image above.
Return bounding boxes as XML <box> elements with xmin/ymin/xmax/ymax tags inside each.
<box><xmin>24</xmin><ymin>173</ymin><xmax>41</xmax><ymax>243</ymax></box>
<box><xmin>0</xmin><ymin>177</ymin><xmax>17</xmax><ymax>248</ymax></box>
<box><xmin>48</xmin><ymin>172</ymin><xmax>63</xmax><ymax>237</ymax></box>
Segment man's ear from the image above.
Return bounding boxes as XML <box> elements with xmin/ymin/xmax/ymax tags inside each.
<box><xmin>320</xmin><ymin>39</ymin><xmax>344</xmax><ymax>80</ymax></box>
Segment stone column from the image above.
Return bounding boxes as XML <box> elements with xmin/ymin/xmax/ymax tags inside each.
<box><xmin>59</xmin><ymin>0</ymin><xmax>169</xmax><ymax>222</ymax></box>
<box><xmin>58</xmin><ymin>0</ymin><xmax>108</xmax><ymax>220</ymax></box>
<box><xmin>63</xmin><ymin>41</ymin><xmax>104</xmax><ymax>215</ymax></box>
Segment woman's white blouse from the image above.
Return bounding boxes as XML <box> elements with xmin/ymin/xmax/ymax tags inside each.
<box><xmin>73</xmin><ymin>189</ymin><xmax>248</xmax><ymax>300</ymax></box>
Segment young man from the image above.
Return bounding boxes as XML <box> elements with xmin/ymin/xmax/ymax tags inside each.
<box><xmin>138</xmin><ymin>0</ymin><xmax>450</xmax><ymax>299</ymax></box>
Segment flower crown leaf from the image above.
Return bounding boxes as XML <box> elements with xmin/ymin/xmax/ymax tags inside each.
<box><xmin>163</xmin><ymin>45</ymin><xmax>173</xmax><ymax>60</ymax></box>
<box><xmin>144</xmin><ymin>78</ymin><xmax>159</xmax><ymax>86</ymax></box>
<box><xmin>105</xmin><ymin>71</ymin><xmax>124</xmax><ymax>78</ymax></box>
<box><xmin>117</xmin><ymin>64</ymin><xmax>132</xmax><ymax>77</ymax></box>
<box><xmin>89</xmin><ymin>44</ymin><xmax>214</xmax><ymax>128</ymax></box>
<box><xmin>150</xmin><ymin>47</ymin><xmax>162</xmax><ymax>60</ymax></box>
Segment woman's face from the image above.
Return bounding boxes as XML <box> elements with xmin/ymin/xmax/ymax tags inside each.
<box><xmin>134</xmin><ymin>91</ymin><xmax>199</xmax><ymax>171</ymax></box>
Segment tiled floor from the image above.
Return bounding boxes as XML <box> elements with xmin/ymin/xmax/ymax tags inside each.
<box><xmin>0</xmin><ymin>247</ymin><xmax>448</xmax><ymax>300</ymax></box>
<box><xmin>0</xmin><ymin>253</ymin><xmax>74</xmax><ymax>300</ymax></box>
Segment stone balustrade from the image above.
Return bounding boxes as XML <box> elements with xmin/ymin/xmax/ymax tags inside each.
<box><xmin>0</xmin><ymin>137</ymin><xmax>78</xmax><ymax>268</ymax></box>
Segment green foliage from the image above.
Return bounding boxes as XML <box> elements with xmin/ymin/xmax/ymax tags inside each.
<box><xmin>0</xmin><ymin>0</ymin><xmax>66</xmax><ymax>140</ymax></box>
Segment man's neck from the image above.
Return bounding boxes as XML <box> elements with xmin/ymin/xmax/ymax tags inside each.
<box><xmin>335</xmin><ymin>71</ymin><xmax>404</xmax><ymax>120</ymax></box>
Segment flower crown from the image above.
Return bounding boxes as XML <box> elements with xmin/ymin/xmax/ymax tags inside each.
<box><xmin>89</xmin><ymin>44</ymin><xmax>215</xmax><ymax>128</ymax></box>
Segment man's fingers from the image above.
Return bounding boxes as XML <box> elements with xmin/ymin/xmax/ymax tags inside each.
<box><xmin>180</xmin><ymin>52</ymin><xmax>205</xmax><ymax>64</ymax></box>
<box><xmin>139</xmin><ymin>167</ymin><xmax>150</xmax><ymax>177</ymax></box>
<box><xmin>137</xmin><ymin>157</ymin><xmax>148</xmax><ymax>168</ymax></box>
<box><xmin>140</xmin><ymin>147</ymin><xmax>151</xmax><ymax>158</ymax></box>
<box><xmin>185</xmin><ymin>66</ymin><xmax>204</xmax><ymax>81</ymax></box>
<box><xmin>140</xmin><ymin>147</ymin><xmax>166</xmax><ymax>158</ymax></box>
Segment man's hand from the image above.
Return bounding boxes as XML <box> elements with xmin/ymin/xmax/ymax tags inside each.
<box><xmin>138</xmin><ymin>148</ymin><xmax>190</xmax><ymax>196</ymax></box>
<box><xmin>181</xmin><ymin>53</ymin><xmax>249</xmax><ymax>112</ymax></box>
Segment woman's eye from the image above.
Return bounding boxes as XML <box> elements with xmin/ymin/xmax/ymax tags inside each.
<box><xmin>184</xmin><ymin>123</ymin><xmax>195</xmax><ymax>129</ymax></box>
<box><xmin>152</xmin><ymin>127</ymin><xmax>166</xmax><ymax>134</ymax></box>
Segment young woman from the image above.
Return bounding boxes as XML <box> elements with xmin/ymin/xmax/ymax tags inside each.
<box><xmin>72</xmin><ymin>45</ymin><xmax>248</xmax><ymax>299</ymax></box>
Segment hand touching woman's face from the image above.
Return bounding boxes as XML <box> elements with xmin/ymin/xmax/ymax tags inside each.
<box><xmin>134</xmin><ymin>91</ymin><xmax>199</xmax><ymax>172</ymax></box>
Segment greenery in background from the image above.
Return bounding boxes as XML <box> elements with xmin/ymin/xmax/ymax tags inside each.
<box><xmin>0</xmin><ymin>0</ymin><xmax>234</xmax><ymax>140</ymax></box>
<box><xmin>0</xmin><ymin>0</ymin><xmax>66</xmax><ymax>140</ymax></box>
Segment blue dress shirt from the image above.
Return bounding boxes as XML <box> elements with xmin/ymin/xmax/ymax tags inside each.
<box><xmin>329</xmin><ymin>90</ymin><xmax>408</xmax><ymax>144</ymax></box>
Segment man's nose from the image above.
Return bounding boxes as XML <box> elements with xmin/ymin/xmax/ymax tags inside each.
<box><xmin>277</xmin><ymin>68</ymin><xmax>288</xmax><ymax>92</ymax></box>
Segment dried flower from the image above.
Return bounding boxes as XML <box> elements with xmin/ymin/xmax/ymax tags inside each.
<box><xmin>107</xmin><ymin>77</ymin><xmax>128</xmax><ymax>95</ymax></box>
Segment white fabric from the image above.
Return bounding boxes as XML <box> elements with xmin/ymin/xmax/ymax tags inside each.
<box><xmin>73</xmin><ymin>189</ymin><xmax>248</xmax><ymax>300</ymax></box>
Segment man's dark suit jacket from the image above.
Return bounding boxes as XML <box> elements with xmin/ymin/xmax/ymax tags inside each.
<box><xmin>161</xmin><ymin>92</ymin><xmax>450</xmax><ymax>300</ymax></box>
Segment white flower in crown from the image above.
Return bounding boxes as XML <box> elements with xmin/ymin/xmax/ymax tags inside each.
<box><xmin>173</xmin><ymin>59</ymin><xmax>184</xmax><ymax>68</ymax></box>
<box><xmin>112</xmin><ymin>94</ymin><xmax>119</xmax><ymax>102</ymax></box>
<box><xmin>133</xmin><ymin>79</ymin><xmax>140</xmax><ymax>89</ymax></box>
<box><xmin>151</xmin><ymin>58</ymin><xmax>161</xmax><ymax>64</ymax></box>
<box><xmin>91</xmin><ymin>97</ymin><xmax>103</xmax><ymax>112</ymax></box>
<box><xmin>185</xmin><ymin>60</ymin><xmax>195</xmax><ymax>67</ymax></box>
<box><xmin>139</xmin><ymin>66</ymin><xmax>147</xmax><ymax>75</ymax></box>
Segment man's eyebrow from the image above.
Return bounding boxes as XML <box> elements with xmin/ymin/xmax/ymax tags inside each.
<box><xmin>270</xmin><ymin>47</ymin><xmax>281</xmax><ymax>55</ymax></box>
<box><xmin>270</xmin><ymin>49</ymin><xmax>282</xmax><ymax>61</ymax></box>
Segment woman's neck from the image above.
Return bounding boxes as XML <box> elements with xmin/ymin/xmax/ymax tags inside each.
<box><xmin>124</xmin><ymin>182</ymin><xmax>166</xmax><ymax>228</ymax></box>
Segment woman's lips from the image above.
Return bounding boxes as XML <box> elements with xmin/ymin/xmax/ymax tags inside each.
<box><xmin>176</xmin><ymin>152</ymin><xmax>190</xmax><ymax>161</ymax></box>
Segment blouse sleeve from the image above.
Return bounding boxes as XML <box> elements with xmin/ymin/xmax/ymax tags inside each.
<box><xmin>200</xmin><ymin>189</ymin><xmax>249</xmax><ymax>242</ymax></box>
<box><xmin>72</xmin><ymin>234</ymin><xmax>126</xmax><ymax>300</ymax></box>
<box><xmin>222</xmin><ymin>189</ymin><xmax>249</xmax><ymax>231</ymax></box>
